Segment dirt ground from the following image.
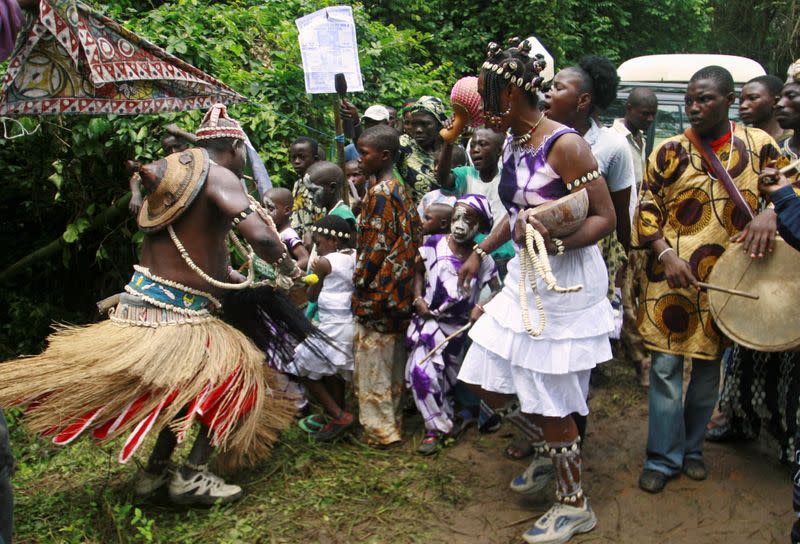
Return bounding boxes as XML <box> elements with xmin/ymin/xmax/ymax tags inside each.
<box><xmin>423</xmin><ymin>363</ymin><xmax>794</xmax><ymax>544</ymax></box>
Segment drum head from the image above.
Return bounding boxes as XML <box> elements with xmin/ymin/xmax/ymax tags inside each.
<box><xmin>708</xmin><ymin>237</ymin><xmax>800</xmax><ymax>352</ymax></box>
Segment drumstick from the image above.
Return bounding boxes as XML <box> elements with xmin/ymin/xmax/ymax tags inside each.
<box><xmin>417</xmin><ymin>323</ymin><xmax>472</xmax><ymax>366</ymax></box>
<box><xmin>763</xmin><ymin>158</ymin><xmax>800</xmax><ymax>185</ymax></box>
<box><xmin>697</xmin><ymin>282</ymin><xmax>759</xmax><ymax>300</ymax></box>
<box><xmin>780</xmin><ymin>158</ymin><xmax>800</xmax><ymax>176</ymax></box>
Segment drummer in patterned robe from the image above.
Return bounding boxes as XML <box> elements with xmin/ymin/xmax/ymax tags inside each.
<box><xmin>634</xmin><ymin>66</ymin><xmax>781</xmax><ymax>494</ymax></box>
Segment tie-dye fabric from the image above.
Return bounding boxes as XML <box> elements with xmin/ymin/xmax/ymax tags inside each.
<box><xmin>405</xmin><ymin>234</ymin><xmax>497</xmax><ymax>433</ymax></box>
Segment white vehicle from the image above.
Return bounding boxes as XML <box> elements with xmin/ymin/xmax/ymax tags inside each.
<box><xmin>600</xmin><ymin>54</ymin><xmax>768</xmax><ymax>154</ymax></box>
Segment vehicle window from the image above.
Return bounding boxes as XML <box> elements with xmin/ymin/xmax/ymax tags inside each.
<box><xmin>652</xmin><ymin>104</ymin><xmax>682</xmax><ymax>151</ymax></box>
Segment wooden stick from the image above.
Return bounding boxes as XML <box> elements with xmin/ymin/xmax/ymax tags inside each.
<box><xmin>780</xmin><ymin>157</ymin><xmax>800</xmax><ymax>175</ymax></box>
<box><xmin>697</xmin><ymin>281</ymin><xmax>759</xmax><ymax>300</ymax></box>
<box><xmin>417</xmin><ymin>323</ymin><xmax>472</xmax><ymax>366</ymax></box>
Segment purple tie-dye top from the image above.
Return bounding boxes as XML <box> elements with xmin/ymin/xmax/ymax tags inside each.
<box><xmin>498</xmin><ymin>126</ymin><xmax>578</xmax><ymax>228</ymax></box>
<box><xmin>418</xmin><ymin>234</ymin><xmax>497</xmax><ymax>328</ymax></box>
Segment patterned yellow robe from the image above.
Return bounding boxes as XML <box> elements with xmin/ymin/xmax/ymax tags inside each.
<box><xmin>635</xmin><ymin>125</ymin><xmax>779</xmax><ymax>360</ymax></box>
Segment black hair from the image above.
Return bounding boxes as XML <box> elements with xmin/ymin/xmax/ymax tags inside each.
<box><xmin>480</xmin><ymin>37</ymin><xmax>547</xmax><ymax>115</ymax></box>
<box><xmin>627</xmin><ymin>87</ymin><xmax>658</xmax><ymax>108</ymax></box>
<box><xmin>358</xmin><ymin>125</ymin><xmax>400</xmax><ymax>160</ymax></box>
<box><xmin>745</xmin><ymin>75</ymin><xmax>784</xmax><ymax>97</ymax></box>
<box><xmin>307</xmin><ymin>160</ymin><xmax>345</xmax><ymax>186</ymax></box>
<box><xmin>291</xmin><ymin>136</ymin><xmax>322</xmax><ymax>158</ymax></box>
<box><xmin>690</xmin><ymin>65</ymin><xmax>735</xmax><ymax>96</ymax></box>
<box><xmin>572</xmin><ymin>55</ymin><xmax>620</xmax><ymax>112</ymax></box>
<box><xmin>312</xmin><ymin>214</ymin><xmax>354</xmax><ymax>240</ymax></box>
<box><xmin>451</xmin><ymin>145</ymin><xmax>468</xmax><ymax>168</ymax></box>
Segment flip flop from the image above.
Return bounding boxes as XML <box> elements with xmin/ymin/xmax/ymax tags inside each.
<box><xmin>298</xmin><ymin>414</ymin><xmax>327</xmax><ymax>434</ymax></box>
<box><xmin>315</xmin><ymin>412</ymin><xmax>354</xmax><ymax>442</ymax></box>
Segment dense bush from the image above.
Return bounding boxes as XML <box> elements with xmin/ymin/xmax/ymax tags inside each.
<box><xmin>0</xmin><ymin>0</ymin><xmax>451</xmax><ymax>356</ymax></box>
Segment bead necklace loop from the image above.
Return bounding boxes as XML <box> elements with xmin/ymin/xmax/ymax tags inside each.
<box><xmin>518</xmin><ymin>222</ymin><xmax>583</xmax><ymax>337</ymax></box>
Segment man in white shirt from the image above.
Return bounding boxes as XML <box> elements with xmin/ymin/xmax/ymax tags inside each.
<box><xmin>612</xmin><ymin>87</ymin><xmax>658</xmax><ymax>386</ymax></box>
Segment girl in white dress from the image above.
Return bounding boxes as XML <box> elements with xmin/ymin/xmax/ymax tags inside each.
<box><xmin>294</xmin><ymin>215</ymin><xmax>357</xmax><ymax>441</ymax></box>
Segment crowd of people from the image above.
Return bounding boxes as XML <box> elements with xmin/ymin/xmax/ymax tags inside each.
<box><xmin>2</xmin><ymin>7</ymin><xmax>800</xmax><ymax>539</ymax></box>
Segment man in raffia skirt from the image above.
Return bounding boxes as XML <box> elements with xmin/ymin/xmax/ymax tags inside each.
<box><xmin>0</xmin><ymin>105</ymin><xmax>301</xmax><ymax>506</ymax></box>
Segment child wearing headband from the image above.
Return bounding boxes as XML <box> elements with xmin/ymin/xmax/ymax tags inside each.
<box><xmin>294</xmin><ymin>215</ymin><xmax>357</xmax><ymax>440</ymax></box>
<box><xmin>406</xmin><ymin>193</ymin><xmax>501</xmax><ymax>454</ymax></box>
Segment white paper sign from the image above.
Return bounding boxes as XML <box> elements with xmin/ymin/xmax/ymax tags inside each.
<box><xmin>295</xmin><ymin>6</ymin><xmax>364</xmax><ymax>94</ymax></box>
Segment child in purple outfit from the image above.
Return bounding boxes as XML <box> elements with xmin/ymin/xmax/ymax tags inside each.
<box><xmin>406</xmin><ymin>194</ymin><xmax>500</xmax><ymax>454</ymax></box>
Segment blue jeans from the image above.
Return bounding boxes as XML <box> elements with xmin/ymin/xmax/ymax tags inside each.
<box><xmin>0</xmin><ymin>410</ymin><xmax>12</xmax><ymax>544</ymax></box>
<box><xmin>644</xmin><ymin>351</ymin><xmax>721</xmax><ymax>476</ymax></box>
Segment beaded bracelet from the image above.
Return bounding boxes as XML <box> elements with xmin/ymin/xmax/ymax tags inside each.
<box><xmin>473</xmin><ymin>244</ymin><xmax>489</xmax><ymax>260</ymax></box>
<box><xmin>565</xmin><ymin>169</ymin><xmax>601</xmax><ymax>191</ymax></box>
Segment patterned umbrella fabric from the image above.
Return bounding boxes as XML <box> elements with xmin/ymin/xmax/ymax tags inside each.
<box><xmin>0</xmin><ymin>0</ymin><xmax>246</xmax><ymax>116</ymax></box>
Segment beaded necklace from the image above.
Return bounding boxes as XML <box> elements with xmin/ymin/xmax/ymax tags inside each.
<box><xmin>511</xmin><ymin>112</ymin><xmax>545</xmax><ymax>149</ymax></box>
<box><xmin>518</xmin><ymin>223</ymin><xmax>582</xmax><ymax>336</ymax></box>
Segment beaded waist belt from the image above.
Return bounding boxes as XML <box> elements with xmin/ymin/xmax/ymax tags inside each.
<box><xmin>123</xmin><ymin>265</ymin><xmax>221</xmax><ymax>316</ymax></box>
<box><xmin>111</xmin><ymin>293</ymin><xmax>215</xmax><ymax>326</ymax></box>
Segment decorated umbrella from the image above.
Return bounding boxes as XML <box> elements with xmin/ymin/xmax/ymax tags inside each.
<box><xmin>0</xmin><ymin>0</ymin><xmax>246</xmax><ymax>116</ymax></box>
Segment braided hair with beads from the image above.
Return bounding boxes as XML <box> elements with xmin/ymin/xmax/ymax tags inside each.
<box><xmin>480</xmin><ymin>37</ymin><xmax>547</xmax><ymax>127</ymax></box>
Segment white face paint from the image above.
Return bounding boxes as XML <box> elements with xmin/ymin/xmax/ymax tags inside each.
<box><xmin>305</xmin><ymin>175</ymin><xmax>326</xmax><ymax>208</ymax></box>
<box><xmin>451</xmin><ymin>205</ymin><xmax>480</xmax><ymax>243</ymax></box>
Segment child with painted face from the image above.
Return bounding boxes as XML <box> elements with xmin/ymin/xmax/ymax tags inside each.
<box><xmin>293</xmin><ymin>215</ymin><xmax>357</xmax><ymax>441</ymax></box>
<box><xmin>263</xmin><ymin>187</ymin><xmax>309</xmax><ymax>270</ymax></box>
<box><xmin>406</xmin><ymin>194</ymin><xmax>501</xmax><ymax>455</ymax></box>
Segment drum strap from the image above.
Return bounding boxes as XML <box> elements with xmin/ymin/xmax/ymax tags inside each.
<box><xmin>684</xmin><ymin>127</ymin><xmax>755</xmax><ymax>221</ymax></box>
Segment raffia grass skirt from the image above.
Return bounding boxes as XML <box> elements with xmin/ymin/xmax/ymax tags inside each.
<box><xmin>0</xmin><ymin>298</ymin><xmax>295</xmax><ymax>471</ymax></box>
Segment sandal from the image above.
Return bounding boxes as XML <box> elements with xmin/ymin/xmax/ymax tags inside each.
<box><xmin>449</xmin><ymin>410</ymin><xmax>477</xmax><ymax>440</ymax></box>
<box><xmin>314</xmin><ymin>412</ymin><xmax>354</xmax><ymax>442</ymax></box>
<box><xmin>503</xmin><ymin>436</ymin><xmax>534</xmax><ymax>460</ymax></box>
<box><xmin>298</xmin><ymin>414</ymin><xmax>327</xmax><ymax>434</ymax></box>
<box><xmin>417</xmin><ymin>431</ymin><xmax>445</xmax><ymax>456</ymax></box>
<box><xmin>478</xmin><ymin>401</ymin><xmax>501</xmax><ymax>433</ymax></box>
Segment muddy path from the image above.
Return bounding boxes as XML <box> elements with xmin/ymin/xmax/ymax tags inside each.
<box><xmin>425</xmin><ymin>362</ymin><xmax>792</xmax><ymax>544</ymax></box>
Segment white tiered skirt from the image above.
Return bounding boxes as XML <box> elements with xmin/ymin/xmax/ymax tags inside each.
<box><xmin>459</xmin><ymin>245</ymin><xmax>614</xmax><ymax>417</ymax></box>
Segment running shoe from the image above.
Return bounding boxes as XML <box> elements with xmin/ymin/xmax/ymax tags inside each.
<box><xmin>168</xmin><ymin>468</ymin><xmax>243</xmax><ymax>506</ymax></box>
<box><xmin>522</xmin><ymin>501</ymin><xmax>597</xmax><ymax>544</ymax></box>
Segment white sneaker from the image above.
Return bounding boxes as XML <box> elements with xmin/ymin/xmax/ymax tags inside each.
<box><xmin>522</xmin><ymin>501</ymin><xmax>597</xmax><ymax>544</ymax></box>
<box><xmin>510</xmin><ymin>456</ymin><xmax>555</xmax><ymax>496</ymax></box>
<box><xmin>168</xmin><ymin>468</ymin><xmax>243</xmax><ymax>506</ymax></box>
<box><xmin>133</xmin><ymin>466</ymin><xmax>173</xmax><ymax>496</ymax></box>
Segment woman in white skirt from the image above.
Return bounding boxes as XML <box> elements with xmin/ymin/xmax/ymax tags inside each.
<box><xmin>457</xmin><ymin>39</ymin><xmax>617</xmax><ymax>544</ymax></box>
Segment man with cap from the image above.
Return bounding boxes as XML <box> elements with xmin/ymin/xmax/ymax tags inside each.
<box><xmin>0</xmin><ymin>104</ymin><xmax>300</xmax><ymax>506</ymax></box>
<box><xmin>341</xmin><ymin>102</ymin><xmax>391</xmax><ymax>161</ymax></box>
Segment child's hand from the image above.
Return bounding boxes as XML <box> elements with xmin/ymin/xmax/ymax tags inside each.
<box><xmin>413</xmin><ymin>297</ymin><xmax>433</xmax><ymax>319</ymax></box>
<box><xmin>469</xmin><ymin>304</ymin><xmax>485</xmax><ymax>323</ymax></box>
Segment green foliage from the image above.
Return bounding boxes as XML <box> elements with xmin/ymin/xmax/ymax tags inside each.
<box><xmin>0</xmin><ymin>0</ymin><xmax>450</xmax><ymax>357</ymax></box>
<box><xmin>363</xmin><ymin>0</ymin><xmax>713</xmax><ymax>74</ymax></box>
<box><xmin>11</xmin><ymin>423</ymin><xmax>471</xmax><ymax>543</ymax></box>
